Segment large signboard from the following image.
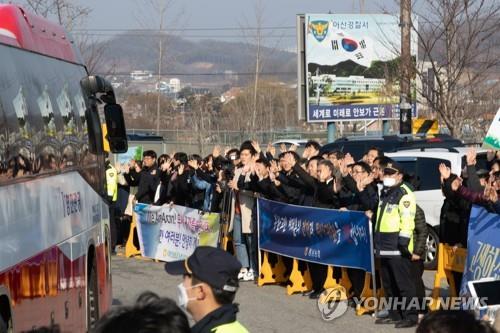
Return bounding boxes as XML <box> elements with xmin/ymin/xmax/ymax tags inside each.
<box><xmin>305</xmin><ymin>14</ymin><xmax>417</xmax><ymax>122</ymax></box>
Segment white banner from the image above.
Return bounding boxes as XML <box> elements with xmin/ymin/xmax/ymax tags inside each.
<box><xmin>134</xmin><ymin>203</ymin><xmax>220</xmax><ymax>262</ymax></box>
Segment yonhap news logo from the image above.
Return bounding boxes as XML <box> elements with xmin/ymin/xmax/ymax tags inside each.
<box><xmin>317</xmin><ymin>290</ymin><xmax>490</xmax><ymax>321</ymax></box>
<box><xmin>316</xmin><ymin>287</ymin><xmax>349</xmax><ymax>321</ymax></box>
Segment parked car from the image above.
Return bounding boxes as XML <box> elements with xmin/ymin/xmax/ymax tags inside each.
<box><xmin>386</xmin><ymin>147</ymin><xmax>488</xmax><ymax>269</ymax></box>
<box><xmin>320</xmin><ymin>134</ymin><xmax>464</xmax><ymax>161</ymax></box>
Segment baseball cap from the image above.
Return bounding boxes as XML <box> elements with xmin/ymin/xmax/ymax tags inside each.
<box><xmin>165</xmin><ymin>246</ymin><xmax>242</xmax><ymax>292</ymax></box>
<box><xmin>384</xmin><ymin>161</ymin><xmax>404</xmax><ymax>175</ymax></box>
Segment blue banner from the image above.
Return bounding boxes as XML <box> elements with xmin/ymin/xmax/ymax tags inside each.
<box><xmin>257</xmin><ymin>198</ymin><xmax>373</xmax><ymax>272</ymax></box>
<box><xmin>307</xmin><ymin>103</ymin><xmax>417</xmax><ymax>122</ymax></box>
<box><xmin>460</xmin><ymin>205</ymin><xmax>500</xmax><ymax>296</ymax></box>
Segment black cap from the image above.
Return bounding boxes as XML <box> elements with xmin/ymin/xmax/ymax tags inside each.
<box><xmin>384</xmin><ymin>161</ymin><xmax>404</xmax><ymax>175</ymax></box>
<box><xmin>165</xmin><ymin>246</ymin><xmax>241</xmax><ymax>292</ymax></box>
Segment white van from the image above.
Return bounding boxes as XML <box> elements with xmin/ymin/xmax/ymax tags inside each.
<box><xmin>386</xmin><ymin>147</ymin><xmax>488</xmax><ymax>269</ymax></box>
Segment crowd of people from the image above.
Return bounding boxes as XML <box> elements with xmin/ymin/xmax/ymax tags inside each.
<box><xmin>104</xmin><ymin>140</ymin><xmax>500</xmax><ymax>331</ymax></box>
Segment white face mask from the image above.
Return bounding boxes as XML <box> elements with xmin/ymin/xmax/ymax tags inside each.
<box><xmin>383</xmin><ymin>177</ymin><xmax>397</xmax><ymax>187</ymax></box>
<box><xmin>176</xmin><ymin>282</ymin><xmax>200</xmax><ymax>310</ymax></box>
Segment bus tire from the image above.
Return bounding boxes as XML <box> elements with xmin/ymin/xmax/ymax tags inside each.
<box><xmin>87</xmin><ymin>256</ymin><xmax>99</xmax><ymax>331</ymax></box>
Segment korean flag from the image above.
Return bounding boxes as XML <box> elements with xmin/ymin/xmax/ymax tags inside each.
<box><xmin>330</xmin><ymin>32</ymin><xmax>374</xmax><ymax>67</ymax></box>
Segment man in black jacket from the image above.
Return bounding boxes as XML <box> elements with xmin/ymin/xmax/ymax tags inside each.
<box><xmin>124</xmin><ymin>150</ymin><xmax>159</xmax><ymax>204</ymax></box>
<box><xmin>284</xmin><ymin>153</ymin><xmax>339</xmax><ymax>298</ymax></box>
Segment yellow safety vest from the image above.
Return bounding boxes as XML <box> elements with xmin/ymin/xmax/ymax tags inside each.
<box><xmin>212</xmin><ymin>321</ymin><xmax>249</xmax><ymax>333</ymax></box>
<box><xmin>105</xmin><ymin>165</ymin><xmax>118</xmax><ymax>202</ymax></box>
<box><xmin>375</xmin><ymin>183</ymin><xmax>416</xmax><ymax>256</ymax></box>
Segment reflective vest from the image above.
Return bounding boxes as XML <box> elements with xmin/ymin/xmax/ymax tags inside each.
<box><xmin>105</xmin><ymin>165</ymin><xmax>118</xmax><ymax>202</ymax></box>
<box><xmin>212</xmin><ymin>321</ymin><xmax>249</xmax><ymax>333</ymax></box>
<box><xmin>374</xmin><ymin>183</ymin><xmax>416</xmax><ymax>257</ymax></box>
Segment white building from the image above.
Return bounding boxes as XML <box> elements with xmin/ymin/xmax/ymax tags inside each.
<box><xmin>130</xmin><ymin>70</ymin><xmax>153</xmax><ymax>81</ymax></box>
<box><xmin>309</xmin><ymin>74</ymin><xmax>385</xmax><ymax>93</ymax></box>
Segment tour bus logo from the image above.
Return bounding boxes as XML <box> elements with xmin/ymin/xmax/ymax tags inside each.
<box><xmin>309</xmin><ymin>20</ymin><xmax>329</xmax><ymax>42</ymax></box>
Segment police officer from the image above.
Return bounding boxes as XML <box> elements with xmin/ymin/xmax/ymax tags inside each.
<box><xmin>374</xmin><ymin>161</ymin><xmax>418</xmax><ymax>328</ymax></box>
<box><xmin>165</xmin><ymin>246</ymin><xmax>249</xmax><ymax>333</ymax></box>
<box><xmin>105</xmin><ymin>155</ymin><xmax>119</xmax><ymax>252</ymax></box>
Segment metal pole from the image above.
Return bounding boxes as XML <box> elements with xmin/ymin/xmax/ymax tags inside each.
<box><xmin>382</xmin><ymin>120</ymin><xmax>390</xmax><ymax>135</ymax></box>
<box><xmin>399</xmin><ymin>0</ymin><xmax>412</xmax><ymax>134</ymax></box>
<box><xmin>327</xmin><ymin>122</ymin><xmax>336</xmax><ymax>143</ymax></box>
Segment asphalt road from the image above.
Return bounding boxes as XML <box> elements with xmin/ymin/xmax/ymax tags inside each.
<box><xmin>111</xmin><ymin>254</ymin><xmax>438</xmax><ymax>333</ymax></box>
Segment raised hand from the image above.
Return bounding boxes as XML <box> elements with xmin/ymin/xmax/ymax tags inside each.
<box><xmin>223</xmin><ymin>146</ymin><xmax>231</xmax><ymax>157</ymax></box>
<box><xmin>266</xmin><ymin>142</ymin><xmax>276</xmax><ymax>157</ymax></box>
<box><xmin>187</xmin><ymin>159</ymin><xmax>198</xmax><ymax>170</ymax></box>
<box><xmin>280</xmin><ymin>143</ymin><xmax>287</xmax><ymax>154</ymax></box>
<box><xmin>213</xmin><ymin>145</ymin><xmax>221</xmax><ymax>158</ymax></box>
<box><xmin>438</xmin><ymin>163</ymin><xmax>451</xmax><ymax>181</ymax></box>
<box><xmin>289</xmin><ymin>144</ymin><xmax>298</xmax><ymax>152</ymax></box>
<box><xmin>251</xmin><ymin>140</ymin><xmax>261</xmax><ymax>154</ymax></box>
<box><xmin>466</xmin><ymin>148</ymin><xmax>477</xmax><ymax>166</ymax></box>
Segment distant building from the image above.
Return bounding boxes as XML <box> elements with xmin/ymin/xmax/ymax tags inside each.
<box><xmin>309</xmin><ymin>74</ymin><xmax>385</xmax><ymax>93</ymax></box>
<box><xmin>155</xmin><ymin>78</ymin><xmax>182</xmax><ymax>95</ymax></box>
<box><xmin>220</xmin><ymin>87</ymin><xmax>242</xmax><ymax>103</ymax></box>
<box><xmin>169</xmin><ymin>78</ymin><xmax>181</xmax><ymax>93</ymax></box>
<box><xmin>130</xmin><ymin>70</ymin><xmax>153</xmax><ymax>81</ymax></box>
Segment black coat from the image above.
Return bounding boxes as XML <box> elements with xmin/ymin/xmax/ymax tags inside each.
<box><xmin>439</xmin><ymin>176</ymin><xmax>471</xmax><ymax>247</ymax></box>
<box><xmin>124</xmin><ymin>166</ymin><xmax>160</xmax><ymax>204</ymax></box>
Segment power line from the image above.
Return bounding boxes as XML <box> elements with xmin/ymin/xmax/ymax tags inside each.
<box><xmin>72</xmin><ymin>26</ymin><xmax>296</xmax><ymax>32</ymax></box>
<box><xmin>98</xmin><ymin>71</ymin><xmax>296</xmax><ymax>77</ymax></box>
<box><xmin>71</xmin><ymin>32</ymin><xmax>296</xmax><ymax>39</ymax></box>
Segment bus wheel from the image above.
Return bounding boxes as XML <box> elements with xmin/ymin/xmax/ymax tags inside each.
<box><xmin>87</xmin><ymin>257</ymin><xmax>99</xmax><ymax>331</ymax></box>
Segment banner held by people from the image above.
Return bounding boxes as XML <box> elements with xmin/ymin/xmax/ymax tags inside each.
<box><xmin>134</xmin><ymin>203</ymin><xmax>220</xmax><ymax>262</ymax></box>
<box><xmin>257</xmin><ymin>198</ymin><xmax>373</xmax><ymax>272</ymax></box>
<box><xmin>460</xmin><ymin>205</ymin><xmax>500</xmax><ymax>296</ymax></box>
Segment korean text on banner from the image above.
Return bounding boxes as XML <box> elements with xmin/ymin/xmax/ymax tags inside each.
<box><xmin>460</xmin><ymin>205</ymin><xmax>500</xmax><ymax>296</ymax></box>
<box><xmin>134</xmin><ymin>203</ymin><xmax>220</xmax><ymax>262</ymax></box>
<box><xmin>258</xmin><ymin>198</ymin><xmax>372</xmax><ymax>272</ymax></box>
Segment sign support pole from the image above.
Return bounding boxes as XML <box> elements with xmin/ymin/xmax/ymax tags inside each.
<box><xmin>327</xmin><ymin>122</ymin><xmax>336</xmax><ymax>143</ymax></box>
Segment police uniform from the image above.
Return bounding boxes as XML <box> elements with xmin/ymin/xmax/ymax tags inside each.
<box><xmin>374</xmin><ymin>162</ymin><xmax>418</xmax><ymax>327</ymax></box>
<box><xmin>105</xmin><ymin>161</ymin><xmax>118</xmax><ymax>249</ymax></box>
<box><xmin>165</xmin><ymin>246</ymin><xmax>249</xmax><ymax>333</ymax></box>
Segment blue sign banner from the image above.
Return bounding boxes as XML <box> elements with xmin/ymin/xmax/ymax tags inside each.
<box><xmin>308</xmin><ymin>103</ymin><xmax>417</xmax><ymax>122</ymax></box>
<box><xmin>257</xmin><ymin>198</ymin><xmax>373</xmax><ymax>272</ymax></box>
<box><xmin>460</xmin><ymin>205</ymin><xmax>500</xmax><ymax>295</ymax></box>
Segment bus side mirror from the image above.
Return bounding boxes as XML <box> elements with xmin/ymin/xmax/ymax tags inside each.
<box><xmin>104</xmin><ymin>104</ymin><xmax>128</xmax><ymax>153</ymax></box>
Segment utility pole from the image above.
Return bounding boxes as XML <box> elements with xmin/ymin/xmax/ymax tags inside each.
<box><xmin>156</xmin><ymin>3</ymin><xmax>167</xmax><ymax>135</ymax></box>
<box><xmin>399</xmin><ymin>0</ymin><xmax>412</xmax><ymax>134</ymax></box>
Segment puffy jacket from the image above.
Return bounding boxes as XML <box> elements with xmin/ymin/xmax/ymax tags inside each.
<box><xmin>413</xmin><ymin>205</ymin><xmax>429</xmax><ymax>257</ymax></box>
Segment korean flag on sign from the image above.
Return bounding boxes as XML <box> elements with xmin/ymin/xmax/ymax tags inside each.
<box><xmin>330</xmin><ymin>31</ymin><xmax>374</xmax><ymax>67</ymax></box>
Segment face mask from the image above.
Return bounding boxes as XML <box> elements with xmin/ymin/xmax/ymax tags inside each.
<box><xmin>383</xmin><ymin>177</ymin><xmax>397</xmax><ymax>188</ymax></box>
<box><xmin>176</xmin><ymin>282</ymin><xmax>200</xmax><ymax>310</ymax></box>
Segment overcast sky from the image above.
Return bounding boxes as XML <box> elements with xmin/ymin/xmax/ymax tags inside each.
<box><xmin>68</xmin><ymin>0</ymin><xmax>401</xmax><ymax>48</ymax></box>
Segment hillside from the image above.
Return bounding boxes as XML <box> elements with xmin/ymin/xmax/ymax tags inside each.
<box><xmin>98</xmin><ymin>33</ymin><xmax>297</xmax><ymax>86</ymax></box>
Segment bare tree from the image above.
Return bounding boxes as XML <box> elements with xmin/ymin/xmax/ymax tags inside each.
<box><xmin>20</xmin><ymin>0</ymin><xmax>110</xmax><ymax>74</ymax></box>
<box><xmin>413</xmin><ymin>0</ymin><xmax>500</xmax><ymax>138</ymax></box>
<box><xmin>22</xmin><ymin>0</ymin><xmax>90</xmax><ymax>30</ymax></box>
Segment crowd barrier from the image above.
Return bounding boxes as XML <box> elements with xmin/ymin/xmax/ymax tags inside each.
<box><xmin>122</xmin><ymin>202</ymin><xmax>498</xmax><ymax>316</ymax></box>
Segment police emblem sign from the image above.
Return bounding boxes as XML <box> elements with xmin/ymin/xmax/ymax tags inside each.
<box><xmin>304</xmin><ymin>14</ymin><xmax>417</xmax><ymax>122</ymax></box>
